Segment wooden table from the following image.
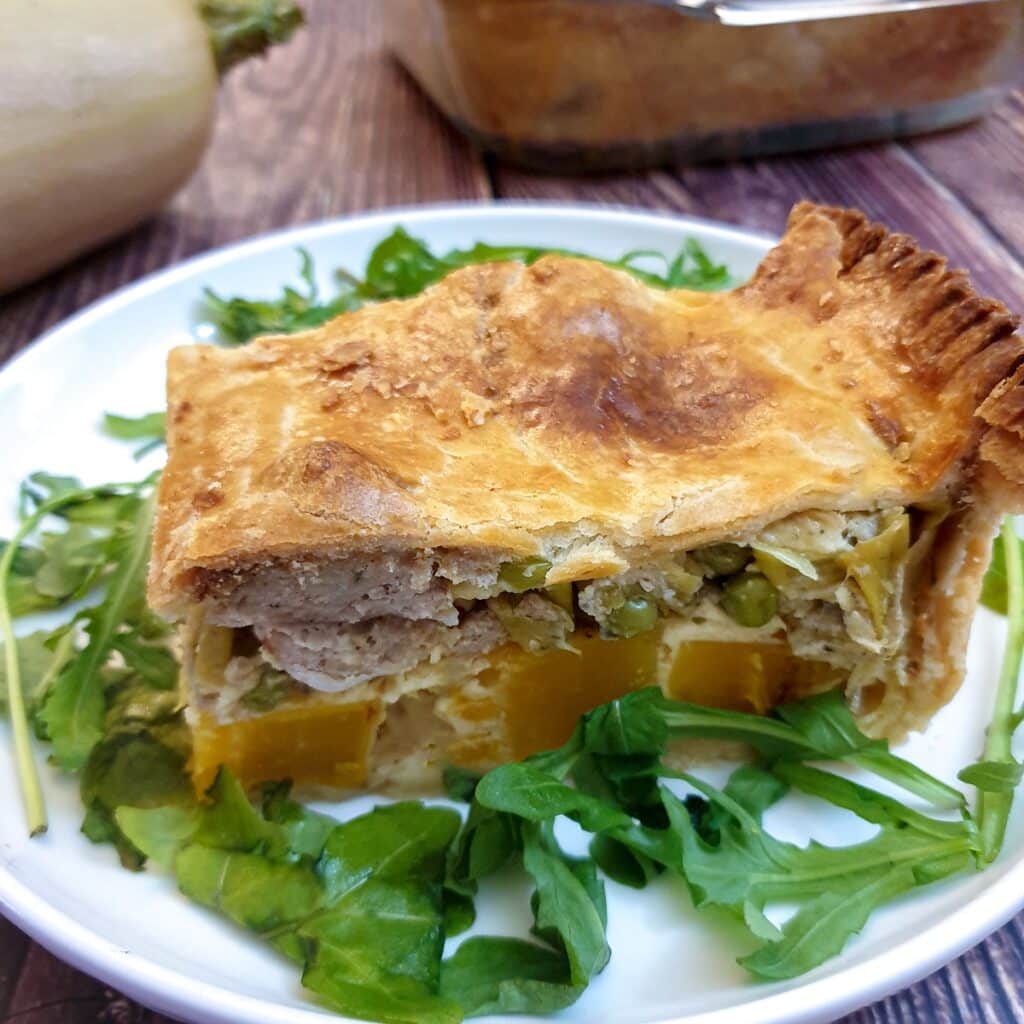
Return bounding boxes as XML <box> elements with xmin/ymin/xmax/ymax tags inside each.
<box><xmin>1</xmin><ymin>2</ymin><xmax>1023</xmax><ymax>1021</ymax></box>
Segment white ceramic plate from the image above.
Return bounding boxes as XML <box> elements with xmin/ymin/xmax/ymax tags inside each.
<box><xmin>0</xmin><ymin>205</ymin><xmax>1019</xmax><ymax>1024</ymax></box>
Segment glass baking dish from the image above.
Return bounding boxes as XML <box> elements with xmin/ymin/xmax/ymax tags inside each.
<box><xmin>386</xmin><ymin>0</ymin><xmax>1021</xmax><ymax>171</ymax></box>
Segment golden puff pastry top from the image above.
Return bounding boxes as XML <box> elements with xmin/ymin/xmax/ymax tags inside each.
<box><xmin>149</xmin><ymin>203</ymin><xmax>1023</xmax><ymax>615</ymax></box>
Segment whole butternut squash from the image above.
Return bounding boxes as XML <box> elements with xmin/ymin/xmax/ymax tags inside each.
<box><xmin>0</xmin><ymin>0</ymin><xmax>302</xmax><ymax>294</ymax></box>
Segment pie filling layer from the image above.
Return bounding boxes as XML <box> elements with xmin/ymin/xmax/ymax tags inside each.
<box><xmin>185</xmin><ymin>506</ymin><xmax>940</xmax><ymax>792</ymax></box>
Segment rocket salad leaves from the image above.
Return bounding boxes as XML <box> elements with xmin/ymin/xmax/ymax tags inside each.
<box><xmin>1</xmin><ymin>228</ymin><xmax>1023</xmax><ymax>1022</ymax></box>
<box><xmin>201</xmin><ymin>227</ymin><xmax>731</xmax><ymax>345</ymax></box>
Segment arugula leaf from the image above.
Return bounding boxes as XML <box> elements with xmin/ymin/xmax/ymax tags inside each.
<box><xmin>204</xmin><ymin>248</ymin><xmax>361</xmax><ymax>344</ymax></box>
<box><xmin>0</xmin><ymin>630</ymin><xmax>68</xmax><ymax>718</ymax></box>
<box><xmin>774</xmin><ymin>690</ymin><xmax>884</xmax><ymax>759</ymax></box>
<box><xmin>476</xmin><ymin>763</ymin><xmax>632</xmax><ymax>833</ymax></box>
<box><xmin>305</xmin><ymin>945</ymin><xmax>462</xmax><ymax>1024</ymax></box>
<box><xmin>299</xmin><ymin>807</ymin><xmax>460</xmax><ymax>1021</ymax></box>
<box><xmin>33</xmin><ymin>524</ymin><xmax>110</xmax><ymax>600</ymax></box>
<box><xmin>445</xmin><ymin>800</ymin><xmax>519</xmax><ymax>898</ymax></box>
<box><xmin>102</xmin><ymin>677</ymin><xmax>182</xmax><ymax>740</ymax></box>
<box><xmin>442</xmin><ymin>764</ymin><xmax>482</xmax><ymax>803</ymax></box>
<box><xmin>177</xmin><ymin>844</ymin><xmax>324</xmax><ymax>935</ymax></box>
<box><xmin>119</xmin><ymin>772</ymin><xmax>467</xmax><ymax>1022</ymax></box>
<box><xmin>318</xmin><ymin>803</ymin><xmax>461</xmax><ymax>899</ymax></box>
<box><xmin>522</xmin><ymin>724</ymin><xmax>585</xmax><ymax>779</ymax></box>
<box><xmin>667</xmin><ymin>779</ymin><xmax>969</xmax><ymax>921</ymax></box>
<box><xmin>573</xmin><ymin>750</ymin><xmax>667</xmax><ymax>830</ymax></box>
<box><xmin>110</xmin><ymin>633</ymin><xmax>177</xmax><ymax>690</ymax></box>
<box><xmin>721</xmin><ymin>763</ymin><xmax>789</xmax><ymax>819</ymax></box>
<box><xmin>586</xmin><ymin>689</ymin><xmax>815</xmax><ymax>761</ymax></box>
<box><xmin>102</xmin><ymin>412</ymin><xmax>166</xmax><ymax>441</ymax></box>
<box><xmin>981</xmin><ymin>532</ymin><xmax>1014</xmax><ymax>614</ymax></box>
<box><xmin>1</xmin><ymin>541</ymin><xmax>50</xmax><ymax>617</ymax></box>
<box><xmin>4</xmin><ymin>480</ymin><xmax>153</xmax><ymax>618</ymax></box>
<box><xmin>116</xmin><ymin>804</ymin><xmax>200</xmax><ymax>870</ymax></box>
<box><xmin>739</xmin><ymin>868</ymin><xmax>916</xmax><ymax>981</ymax></box>
<box><xmin>975</xmin><ymin>520</ymin><xmax>1024</xmax><ymax>862</ymax></box>
<box><xmin>2</xmin><ymin>475</ymin><xmax>153</xmax><ymax>832</ymax></box>
<box><xmin>360</xmin><ymin>229</ymin><xmax>454</xmax><ymax>301</ymax></box>
<box><xmin>203</xmin><ymin>230</ymin><xmax>731</xmax><ymax>344</ymax></box>
<box><xmin>581</xmin><ymin>689</ymin><xmax>671</xmax><ymax>756</ymax></box>
<box><xmin>776</xmin><ymin>690</ymin><xmax>963</xmax><ymax>809</ymax></box>
<box><xmin>588</xmin><ymin>832</ymin><xmax>661</xmax><ymax>889</ymax></box>
<box><xmin>260</xmin><ymin>781</ymin><xmax>337</xmax><ymax>860</ymax></box>
<box><xmin>102</xmin><ymin>412</ymin><xmax>167</xmax><ymax>459</ymax></box>
<box><xmin>18</xmin><ymin>472</ymin><xmax>83</xmax><ymax>511</ymax></box>
<box><xmin>442</xmin><ymin>890</ymin><xmax>476</xmax><ymax>938</ymax></box>
<box><xmin>39</xmin><ymin>491</ymin><xmax>156</xmax><ymax>770</ymax></box>
<box><xmin>80</xmin><ymin>733</ymin><xmax>192</xmax><ymax>869</ymax></box>
<box><xmin>441</xmin><ymin>937</ymin><xmax>580</xmax><ymax>1017</ymax></box>
<box><xmin>959</xmin><ymin>759</ymin><xmax>1024</xmax><ymax>794</ymax></box>
<box><xmin>81</xmin><ymin>734</ymin><xmax>190</xmax><ymax>819</ymax></box>
<box><xmin>678</xmin><ymin>765</ymin><xmax>785</xmax><ymax>852</ymax></box>
<box><xmin>577</xmin><ymin>688</ymin><xmax>959</xmax><ymax>811</ymax></box>
<box><xmin>772</xmin><ymin>762</ymin><xmax>970</xmax><ymax>843</ymax></box>
<box><xmin>114</xmin><ymin>769</ymin><xmax>300</xmax><ymax>872</ymax></box>
<box><xmin>522</xmin><ymin>823</ymin><xmax>609</xmax><ymax>986</ymax></box>
<box><xmin>5</xmin><ymin>530</ymin><xmax>105</xmax><ymax>615</ymax></box>
<box><xmin>363</xmin><ymin>232</ymin><xmax>731</xmax><ymax>300</ymax></box>
<box><xmin>182</xmin><ymin>788</ymin><xmax>463</xmax><ymax>1022</ymax></box>
<box><xmin>440</xmin><ymin>823</ymin><xmax>606</xmax><ymax>1018</ymax></box>
<box><xmin>301</xmin><ymin>879</ymin><xmax>459</xmax><ymax>1024</ymax></box>
<box><xmin>193</xmin><ymin>768</ymin><xmax>292</xmax><ymax>856</ymax></box>
<box><xmin>462</xmin><ymin>688</ymin><xmax>977</xmax><ymax>983</ymax></box>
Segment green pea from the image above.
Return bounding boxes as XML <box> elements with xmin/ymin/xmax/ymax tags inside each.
<box><xmin>498</xmin><ymin>557</ymin><xmax>552</xmax><ymax>592</ymax></box>
<box><xmin>605</xmin><ymin>595</ymin><xmax>659</xmax><ymax>638</ymax></box>
<box><xmin>720</xmin><ymin>573</ymin><xmax>778</xmax><ymax>627</ymax></box>
<box><xmin>545</xmin><ymin>581</ymin><xmax>575</xmax><ymax>615</ymax></box>
<box><xmin>694</xmin><ymin>543</ymin><xmax>751</xmax><ymax>576</ymax></box>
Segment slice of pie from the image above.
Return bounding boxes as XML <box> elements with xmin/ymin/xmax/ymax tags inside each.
<box><xmin>148</xmin><ymin>202</ymin><xmax>1024</xmax><ymax>794</ymax></box>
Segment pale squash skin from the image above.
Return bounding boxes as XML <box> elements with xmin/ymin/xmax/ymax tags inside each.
<box><xmin>0</xmin><ymin>0</ymin><xmax>218</xmax><ymax>293</ymax></box>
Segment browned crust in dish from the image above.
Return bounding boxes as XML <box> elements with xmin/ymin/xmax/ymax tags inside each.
<box><xmin>150</xmin><ymin>202</ymin><xmax>1023</xmax><ymax>739</ymax></box>
<box><xmin>390</xmin><ymin>0</ymin><xmax>1018</xmax><ymax>147</ymax></box>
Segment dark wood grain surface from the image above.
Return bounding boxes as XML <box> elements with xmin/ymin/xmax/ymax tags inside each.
<box><xmin>1</xmin><ymin>2</ymin><xmax>1022</xmax><ymax>1021</ymax></box>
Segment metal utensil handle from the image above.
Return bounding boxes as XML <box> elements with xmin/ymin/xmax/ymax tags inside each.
<box><xmin>662</xmin><ymin>0</ymin><xmax>999</xmax><ymax>26</ymax></box>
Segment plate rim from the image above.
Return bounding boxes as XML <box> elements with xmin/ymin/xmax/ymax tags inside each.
<box><xmin>0</xmin><ymin>201</ymin><xmax>1019</xmax><ymax>1024</ymax></box>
